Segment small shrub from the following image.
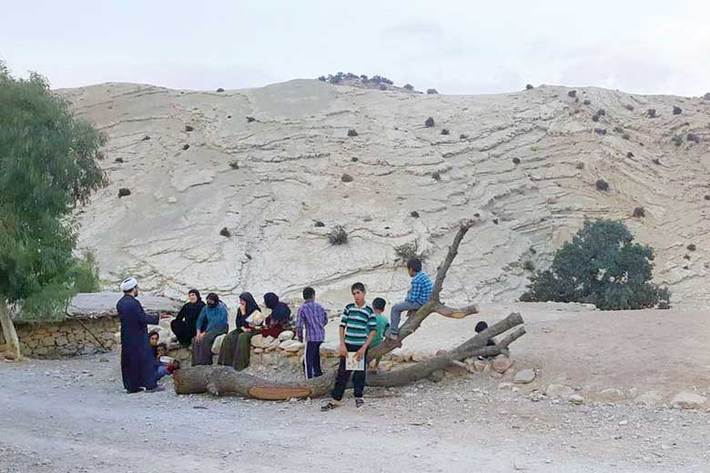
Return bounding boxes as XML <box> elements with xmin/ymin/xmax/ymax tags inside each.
<box><xmin>705</xmin><ymin>195</ymin><xmax>710</xmax><ymax>201</ymax></box>
<box><xmin>652</xmin><ymin>158</ymin><xmax>661</xmax><ymax>165</ymax></box>
<box><xmin>597</xmin><ymin>109</ymin><xmax>606</xmax><ymax>116</ymax></box>
<box><xmin>182</xmin><ymin>144</ymin><xmax>190</xmax><ymax>150</ymax></box>
<box><xmin>596</xmin><ymin>179</ymin><xmax>609</xmax><ymax>191</ymax></box>
<box><xmin>594</xmin><ymin>128</ymin><xmax>607</xmax><ymax>135</ymax></box>
<box><xmin>624</xmin><ymin>104</ymin><xmax>635</xmax><ymax>111</ymax></box>
<box><xmin>492</xmin><ymin>218</ymin><xmax>499</xmax><ymax>225</ymax></box>
<box><xmin>576</xmin><ymin>162</ymin><xmax>585</xmax><ymax>170</ymax></box>
<box><xmin>622</xmin><ymin>133</ymin><xmax>630</xmax><ymax>140</ymax></box>
<box><xmin>426</xmin><ymin>88</ymin><xmax>438</xmax><ymax>95</ymax></box>
<box><xmin>314</xmin><ymin>220</ymin><xmax>325</xmax><ymax>227</ymax></box>
<box><xmin>632</xmin><ymin>207</ymin><xmax>645</xmax><ymax>218</ymax></box>
<box><xmin>347</xmin><ymin>129</ymin><xmax>358</xmax><ymax>137</ymax></box>
<box><xmin>592</xmin><ymin>114</ymin><xmax>600</xmax><ymax>122</ymax></box>
<box><xmin>403</xmin><ymin>84</ymin><xmax>414</xmax><ymax>90</ymax></box>
<box><xmin>246</xmin><ymin>116</ymin><xmax>256</xmax><ymax>123</ymax></box>
<box><xmin>114</xmin><ymin>157</ymin><xmax>124</xmax><ymax>163</ymax></box>
<box><xmin>328</xmin><ymin>225</ymin><xmax>348</xmax><ymax>245</ymax></box>
<box><xmin>185</xmin><ymin>125</ymin><xmax>194</xmax><ymax>132</ymax></box>
<box><xmin>567</xmin><ymin>90</ymin><xmax>577</xmax><ymax>98</ymax></box>
<box><xmin>523</xmin><ymin>260</ymin><xmax>535</xmax><ymax>271</ymax></box>
<box><xmin>441</xmin><ymin>128</ymin><xmax>449</xmax><ymax>135</ymax></box>
<box><xmin>219</xmin><ymin>227</ymin><xmax>231</xmax><ymax>238</ymax></box>
<box><xmin>317</xmin><ymin>76</ymin><xmax>327</xmax><ymax>82</ymax></box>
<box><xmin>512</xmin><ymin>157</ymin><xmax>521</xmax><ymax>165</ymax></box>
<box><xmin>432</xmin><ymin>171</ymin><xmax>441</xmax><ymax>181</ymax></box>
<box><xmin>525</xmin><ymin>84</ymin><xmax>534</xmax><ymax>90</ymax></box>
<box><xmin>684</xmin><ymin>254</ymin><xmax>691</xmax><ymax>260</ymax></box>
<box><xmin>687</xmin><ymin>133</ymin><xmax>700</xmax><ymax>144</ymax></box>
<box><xmin>583</xmin><ymin>99</ymin><xmax>591</xmax><ymax>105</ymax></box>
<box><xmin>227</xmin><ymin>115</ymin><xmax>232</xmax><ymax>119</ymax></box>
<box><xmin>216</xmin><ymin>88</ymin><xmax>225</xmax><ymax>92</ymax></box>
<box><xmin>142</xmin><ymin>135</ymin><xmax>151</xmax><ymax>141</ymax></box>
<box><xmin>425</xmin><ymin>117</ymin><xmax>435</xmax><ymax>128</ymax></box>
<box><xmin>672</xmin><ymin>105</ymin><xmax>682</xmax><ymax>115</ymax></box>
<box><xmin>627</xmin><ymin>152</ymin><xmax>634</xmax><ymax>158</ymax></box>
<box><xmin>647</xmin><ymin>108</ymin><xmax>657</xmax><ymax>118</ymax></box>
<box><xmin>613</xmin><ymin>126</ymin><xmax>624</xmax><ymax>134</ymax></box>
<box><xmin>671</xmin><ymin>135</ymin><xmax>683</xmax><ymax>146</ymax></box>
<box><xmin>351</xmin><ymin>157</ymin><xmax>359</xmax><ymax>162</ymax></box>
<box><xmin>410</xmin><ymin>210</ymin><xmax>420</xmax><ymax>218</ymax></box>
<box><xmin>379</xmin><ymin>84</ymin><xmax>388</xmax><ymax>91</ymax></box>
<box><xmin>395</xmin><ymin>242</ymin><xmax>420</xmax><ymax>261</ymax></box>
<box><xmin>459</xmin><ymin>134</ymin><xmax>469</xmax><ymax>140</ymax></box>
<box><xmin>341</xmin><ymin>174</ymin><xmax>354</xmax><ymax>183</ymax></box>
<box><xmin>118</xmin><ymin>188</ymin><xmax>131</xmax><ymax>198</ymax></box>
<box><xmin>229</xmin><ymin>160</ymin><xmax>239</xmax><ymax>170</ymax></box>
<box><xmin>687</xmin><ymin>243</ymin><xmax>697</xmax><ymax>251</ymax></box>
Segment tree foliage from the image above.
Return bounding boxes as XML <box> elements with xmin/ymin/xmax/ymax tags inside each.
<box><xmin>0</xmin><ymin>63</ymin><xmax>107</xmax><ymax>319</ymax></box>
<box><xmin>520</xmin><ymin>220</ymin><xmax>671</xmax><ymax>310</ymax></box>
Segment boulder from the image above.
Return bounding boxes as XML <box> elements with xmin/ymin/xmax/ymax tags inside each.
<box><xmin>283</xmin><ymin>341</ymin><xmax>304</xmax><ymax>353</ymax></box>
<box><xmin>492</xmin><ymin>355</ymin><xmax>513</xmax><ymax>374</ymax></box>
<box><xmin>279</xmin><ymin>339</ymin><xmax>298</xmax><ymax>350</ymax></box>
<box><xmin>250</xmin><ymin>334</ymin><xmax>265</xmax><ymax>348</ymax></box>
<box><xmin>569</xmin><ymin>394</ymin><xmax>585</xmax><ymax>405</ymax></box>
<box><xmin>545</xmin><ymin>384</ymin><xmax>575</xmax><ymax>398</ymax></box>
<box><xmin>598</xmin><ymin>388</ymin><xmax>625</xmax><ymax>402</ymax></box>
<box><xmin>513</xmin><ymin>369</ymin><xmax>536</xmax><ymax>384</ymax></box>
<box><xmin>635</xmin><ymin>391</ymin><xmax>663</xmax><ymax>407</ymax></box>
<box><xmin>671</xmin><ymin>391</ymin><xmax>707</xmax><ymax>410</ymax></box>
<box><xmin>211</xmin><ymin>334</ymin><xmax>226</xmax><ymax>355</ymax></box>
<box><xmin>278</xmin><ymin>330</ymin><xmax>295</xmax><ymax>342</ymax></box>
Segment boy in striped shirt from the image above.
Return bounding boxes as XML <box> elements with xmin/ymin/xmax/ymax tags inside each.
<box><xmin>321</xmin><ymin>282</ymin><xmax>377</xmax><ymax>410</ymax></box>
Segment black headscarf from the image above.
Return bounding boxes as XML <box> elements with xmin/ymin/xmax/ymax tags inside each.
<box><xmin>236</xmin><ymin>292</ymin><xmax>260</xmax><ymax>329</ymax></box>
<box><xmin>264</xmin><ymin>292</ymin><xmax>291</xmax><ymax>324</ymax></box>
<box><xmin>175</xmin><ymin>289</ymin><xmax>205</xmax><ymax>329</ymax></box>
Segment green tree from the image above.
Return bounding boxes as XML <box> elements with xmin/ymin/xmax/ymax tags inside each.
<box><xmin>520</xmin><ymin>219</ymin><xmax>671</xmax><ymax>310</ymax></box>
<box><xmin>0</xmin><ymin>63</ymin><xmax>107</xmax><ymax>359</ymax></box>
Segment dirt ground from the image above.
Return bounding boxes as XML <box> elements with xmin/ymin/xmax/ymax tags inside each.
<box><xmin>1</xmin><ymin>304</ymin><xmax>709</xmax><ymax>473</ymax></box>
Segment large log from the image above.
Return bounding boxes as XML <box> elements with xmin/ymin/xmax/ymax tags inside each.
<box><xmin>173</xmin><ymin>312</ymin><xmax>525</xmax><ymax>398</ymax></box>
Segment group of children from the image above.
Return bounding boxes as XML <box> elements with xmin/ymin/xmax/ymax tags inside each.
<box><xmin>295</xmin><ymin>258</ymin><xmax>434</xmax><ymax>411</ymax></box>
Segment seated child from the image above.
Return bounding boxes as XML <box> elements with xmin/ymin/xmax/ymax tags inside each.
<box><xmin>155</xmin><ymin>342</ymin><xmax>179</xmax><ymax>379</ymax></box>
<box><xmin>386</xmin><ymin>258</ymin><xmax>432</xmax><ymax>340</ymax></box>
<box><xmin>475</xmin><ymin>321</ymin><xmax>496</xmax><ymax>360</ymax></box>
<box><xmin>368</xmin><ymin>297</ymin><xmax>389</xmax><ymax>372</ymax></box>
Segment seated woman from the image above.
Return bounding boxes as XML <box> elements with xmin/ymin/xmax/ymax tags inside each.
<box><xmin>260</xmin><ymin>292</ymin><xmax>292</xmax><ymax>339</ymax></box>
<box><xmin>170</xmin><ymin>289</ymin><xmax>205</xmax><ymax>347</ymax></box>
<box><xmin>217</xmin><ymin>292</ymin><xmax>262</xmax><ymax>371</ymax></box>
<box><xmin>191</xmin><ymin>293</ymin><xmax>229</xmax><ymax>366</ymax></box>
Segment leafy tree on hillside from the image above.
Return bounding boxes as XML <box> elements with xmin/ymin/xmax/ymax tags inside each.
<box><xmin>520</xmin><ymin>219</ymin><xmax>671</xmax><ymax>310</ymax></box>
<box><xmin>0</xmin><ymin>63</ymin><xmax>107</xmax><ymax>359</ymax></box>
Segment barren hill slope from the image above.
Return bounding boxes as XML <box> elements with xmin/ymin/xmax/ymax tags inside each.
<box><xmin>61</xmin><ymin>80</ymin><xmax>710</xmax><ymax>306</ymax></box>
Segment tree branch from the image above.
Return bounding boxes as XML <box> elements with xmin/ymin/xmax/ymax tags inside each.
<box><xmin>431</xmin><ymin>219</ymin><xmax>479</xmax><ymax>302</ymax></box>
<box><xmin>431</xmin><ymin>302</ymin><xmax>479</xmax><ymax>319</ymax></box>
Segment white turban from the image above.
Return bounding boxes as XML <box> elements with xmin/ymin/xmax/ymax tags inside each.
<box><xmin>120</xmin><ymin>277</ymin><xmax>138</xmax><ymax>292</ymax></box>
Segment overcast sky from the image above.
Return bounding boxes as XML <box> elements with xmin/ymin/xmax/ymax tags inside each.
<box><xmin>2</xmin><ymin>0</ymin><xmax>709</xmax><ymax>96</ymax></box>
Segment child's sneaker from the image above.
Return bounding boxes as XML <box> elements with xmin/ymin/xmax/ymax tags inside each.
<box><xmin>355</xmin><ymin>398</ymin><xmax>364</xmax><ymax>408</ymax></box>
<box><xmin>321</xmin><ymin>400</ymin><xmax>341</xmax><ymax>411</ymax></box>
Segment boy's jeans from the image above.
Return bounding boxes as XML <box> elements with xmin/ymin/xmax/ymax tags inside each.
<box><xmin>331</xmin><ymin>343</ymin><xmax>367</xmax><ymax>400</ymax></box>
<box><xmin>389</xmin><ymin>301</ymin><xmax>423</xmax><ymax>335</ymax></box>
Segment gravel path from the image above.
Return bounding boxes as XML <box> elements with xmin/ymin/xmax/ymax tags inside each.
<box><xmin>1</xmin><ymin>354</ymin><xmax>708</xmax><ymax>473</ymax></box>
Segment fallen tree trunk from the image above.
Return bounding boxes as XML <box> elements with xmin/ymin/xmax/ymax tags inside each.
<box><xmin>174</xmin><ymin>312</ymin><xmax>525</xmax><ymax>398</ymax></box>
<box><xmin>173</xmin><ymin>218</ymin><xmax>528</xmax><ymax>399</ymax></box>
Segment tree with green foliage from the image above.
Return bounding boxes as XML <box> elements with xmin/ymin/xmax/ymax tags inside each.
<box><xmin>0</xmin><ymin>63</ymin><xmax>107</xmax><ymax>359</ymax></box>
<box><xmin>520</xmin><ymin>219</ymin><xmax>671</xmax><ymax>310</ymax></box>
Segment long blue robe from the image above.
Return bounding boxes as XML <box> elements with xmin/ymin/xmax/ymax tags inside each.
<box><xmin>117</xmin><ymin>294</ymin><xmax>160</xmax><ymax>392</ymax></box>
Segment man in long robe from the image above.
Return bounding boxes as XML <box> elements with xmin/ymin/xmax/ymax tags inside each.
<box><xmin>116</xmin><ymin>277</ymin><xmax>162</xmax><ymax>393</ymax></box>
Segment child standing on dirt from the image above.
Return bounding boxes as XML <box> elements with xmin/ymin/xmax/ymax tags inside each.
<box><xmin>321</xmin><ymin>282</ymin><xmax>377</xmax><ymax>410</ymax></box>
<box><xmin>296</xmin><ymin>286</ymin><xmax>329</xmax><ymax>379</ymax></box>
<box><xmin>368</xmin><ymin>297</ymin><xmax>389</xmax><ymax>372</ymax></box>
<box><xmin>386</xmin><ymin>258</ymin><xmax>433</xmax><ymax>340</ymax></box>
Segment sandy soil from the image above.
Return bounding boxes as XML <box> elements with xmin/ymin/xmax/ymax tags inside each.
<box><xmin>1</xmin><ymin>304</ymin><xmax>709</xmax><ymax>473</ymax></box>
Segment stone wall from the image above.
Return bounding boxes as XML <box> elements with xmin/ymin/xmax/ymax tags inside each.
<box><xmin>15</xmin><ymin>317</ymin><xmax>119</xmax><ymax>359</ymax></box>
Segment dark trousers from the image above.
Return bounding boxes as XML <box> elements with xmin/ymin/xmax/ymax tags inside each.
<box><xmin>304</xmin><ymin>341</ymin><xmax>323</xmax><ymax>379</ymax></box>
<box><xmin>331</xmin><ymin>343</ymin><xmax>367</xmax><ymax>400</ymax></box>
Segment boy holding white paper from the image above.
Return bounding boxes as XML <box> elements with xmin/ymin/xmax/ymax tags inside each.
<box><xmin>321</xmin><ymin>282</ymin><xmax>377</xmax><ymax>410</ymax></box>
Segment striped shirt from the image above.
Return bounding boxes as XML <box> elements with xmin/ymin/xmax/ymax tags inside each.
<box><xmin>406</xmin><ymin>271</ymin><xmax>433</xmax><ymax>305</ymax></box>
<box><xmin>296</xmin><ymin>300</ymin><xmax>328</xmax><ymax>342</ymax></box>
<box><xmin>340</xmin><ymin>303</ymin><xmax>377</xmax><ymax>347</ymax></box>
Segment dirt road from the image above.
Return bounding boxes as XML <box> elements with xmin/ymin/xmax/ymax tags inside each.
<box><xmin>1</xmin><ymin>352</ymin><xmax>708</xmax><ymax>473</ymax></box>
